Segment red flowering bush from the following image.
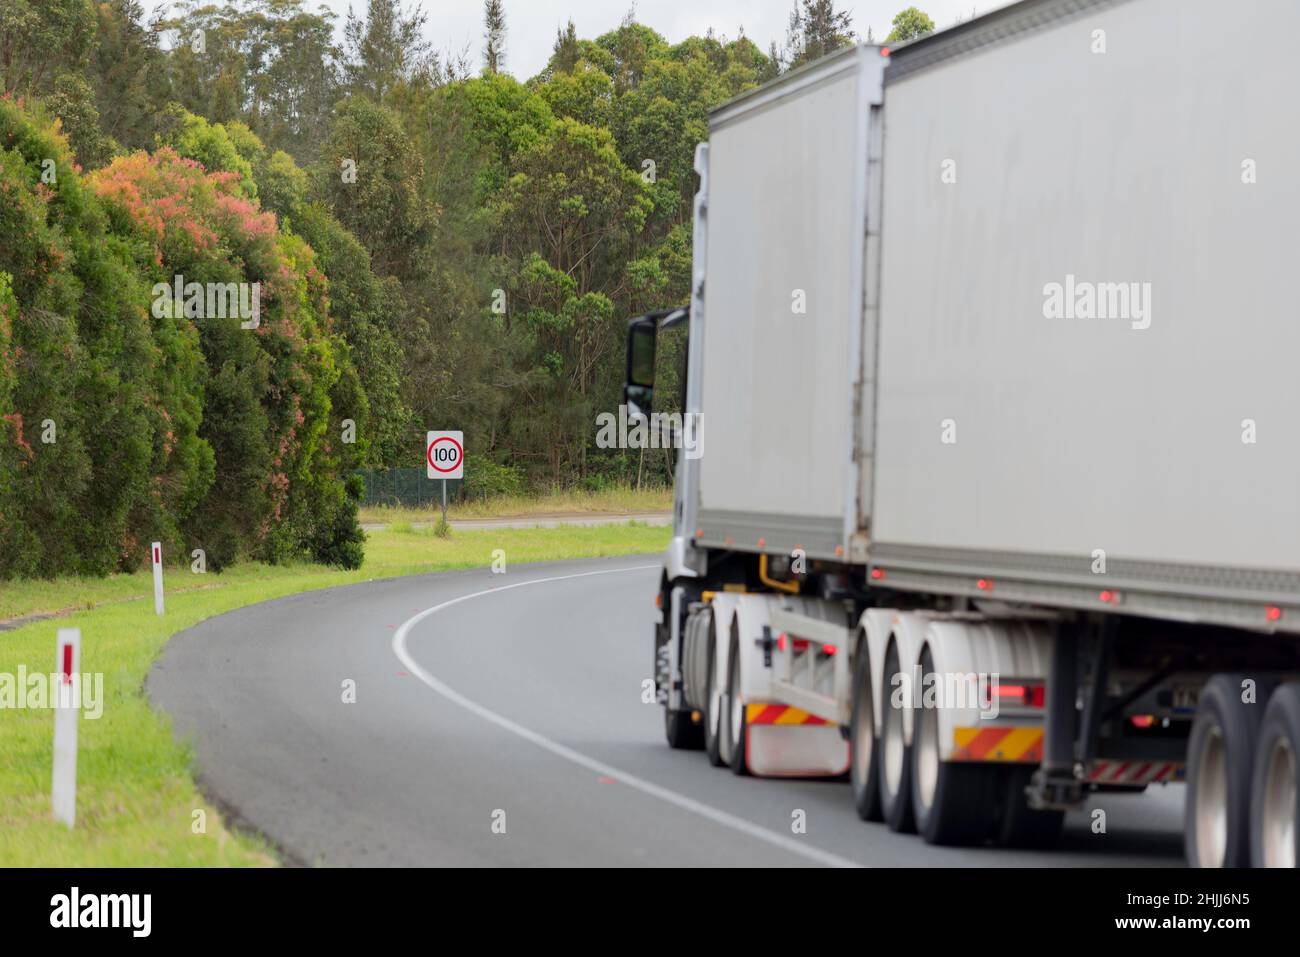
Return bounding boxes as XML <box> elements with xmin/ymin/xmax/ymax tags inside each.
<box><xmin>92</xmin><ymin>134</ymin><xmax>364</xmax><ymax>569</ymax></box>
<box><xmin>0</xmin><ymin>98</ymin><xmax>364</xmax><ymax>577</ymax></box>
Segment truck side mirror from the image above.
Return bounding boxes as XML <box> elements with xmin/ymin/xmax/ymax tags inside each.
<box><xmin>624</xmin><ymin>316</ymin><xmax>657</xmax><ymax>416</ymax></box>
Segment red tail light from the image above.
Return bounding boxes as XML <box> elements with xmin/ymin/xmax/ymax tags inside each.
<box><xmin>777</xmin><ymin>633</ymin><xmax>812</xmax><ymax>653</ymax></box>
<box><xmin>992</xmin><ymin>682</ymin><xmax>1045</xmax><ymax>708</ymax></box>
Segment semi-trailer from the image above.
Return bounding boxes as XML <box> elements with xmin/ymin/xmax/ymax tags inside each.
<box><xmin>625</xmin><ymin>0</ymin><xmax>1300</xmax><ymax>866</ymax></box>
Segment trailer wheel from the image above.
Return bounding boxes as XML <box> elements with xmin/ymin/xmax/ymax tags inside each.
<box><xmin>1186</xmin><ymin>673</ymin><xmax>1266</xmax><ymax>867</ymax></box>
<box><xmin>659</xmin><ymin>618</ymin><xmax>704</xmax><ymax>750</ymax></box>
<box><xmin>1250</xmin><ymin>682</ymin><xmax>1300</xmax><ymax>868</ymax></box>
<box><xmin>704</xmin><ymin>628</ymin><xmax>726</xmax><ymax>767</ymax></box>
<box><xmin>909</xmin><ymin>646</ymin><xmax>998</xmax><ymax>845</ymax></box>
<box><xmin>850</xmin><ymin>636</ymin><xmax>883</xmax><ymax>821</ymax></box>
<box><xmin>878</xmin><ymin>642</ymin><xmax>915</xmax><ymax>833</ymax></box>
<box><xmin>724</xmin><ymin>625</ymin><xmax>748</xmax><ymax>776</ymax></box>
<box><xmin>995</xmin><ymin>766</ymin><xmax>1064</xmax><ymax>848</ymax></box>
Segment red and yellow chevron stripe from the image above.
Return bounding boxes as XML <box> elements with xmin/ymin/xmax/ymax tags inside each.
<box><xmin>951</xmin><ymin>726</ymin><xmax>1043</xmax><ymax>762</ymax></box>
<box><xmin>745</xmin><ymin>703</ymin><xmax>833</xmax><ymax>726</ymax></box>
<box><xmin>1085</xmin><ymin>761</ymin><xmax>1185</xmax><ymax>784</ymax></box>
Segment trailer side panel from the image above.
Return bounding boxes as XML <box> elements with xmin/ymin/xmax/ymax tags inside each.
<box><xmin>872</xmin><ymin>0</ymin><xmax>1300</xmax><ymax>618</ymax></box>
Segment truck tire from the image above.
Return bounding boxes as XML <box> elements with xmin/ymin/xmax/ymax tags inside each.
<box><xmin>664</xmin><ymin>708</ymin><xmax>704</xmax><ymax>750</ymax></box>
<box><xmin>1186</xmin><ymin>673</ymin><xmax>1267</xmax><ymax>867</ymax></box>
<box><xmin>660</xmin><ymin>619</ymin><xmax>704</xmax><ymax>750</ymax></box>
<box><xmin>995</xmin><ymin>766</ymin><xmax>1064</xmax><ymax>848</ymax></box>
<box><xmin>704</xmin><ymin>628</ymin><xmax>726</xmax><ymax>767</ymax></box>
<box><xmin>850</xmin><ymin>636</ymin><xmax>883</xmax><ymax>821</ymax></box>
<box><xmin>878</xmin><ymin>642</ymin><xmax>915</xmax><ymax>833</ymax></box>
<box><xmin>725</xmin><ymin>626</ymin><xmax>748</xmax><ymax>776</ymax></box>
<box><xmin>1250</xmin><ymin>682</ymin><xmax>1300</xmax><ymax>868</ymax></box>
<box><xmin>909</xmin><ymin>646</ymin><xmax>998</xmax><ymax>845</ymax></box>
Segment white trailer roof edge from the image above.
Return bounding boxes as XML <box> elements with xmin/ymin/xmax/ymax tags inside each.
<box><xmin>708</xmin><ymin>42</ymin><xmax>863</xmax><ymax>132</ymax></box>
<box><xmin>885</xmin><ymin>0</ymin><xmax>1139</xmax><ymax>84</ymax></box>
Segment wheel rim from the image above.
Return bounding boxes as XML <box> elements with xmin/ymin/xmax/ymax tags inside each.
<box><xmin>852</xmin><ymin>666</ymin><xmax>874</xmax><ymax>787</ymax></box>
<box><xmin>915</xmin><ymin>678</ymin><xmax>939</xmax><ymax>811</ymax></box>
<box><xmin>882</xmin><ymin>653</ymin><xmax>904</xmax><ymax>796</ymax></box>
<box><xmin>1193</xmin><ymin>725</ymin><xmax>1229</xmax><ymax>867</ymax></box>
<box><xmin>729</xmin><ymin>648</ymin><xmax>743</xmax><ymax>752</ymax></box>
<box><xmin>1260</xmin><ymin>735</ymin><xmax>1297</xmax><ymax>869</ymax></box>
<box><xmin>707</xmin><ymin>645</ymin><xmax>722</xmax><ymax>740</ymax></box>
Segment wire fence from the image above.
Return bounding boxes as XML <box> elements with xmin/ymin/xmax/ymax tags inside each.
<box><xmin>358</xmin><ymin>468</ymin><xmax>465</xmax><ymax>508</ymax></box>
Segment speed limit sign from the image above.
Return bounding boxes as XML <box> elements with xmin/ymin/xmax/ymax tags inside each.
<box><xmin>426</xmin><ymin>431</ymin><xmax>464</xmax><ymax>479</ymax></box>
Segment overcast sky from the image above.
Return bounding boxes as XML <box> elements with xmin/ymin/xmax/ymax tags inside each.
<box><xmin>149</xmin><ymin>1</ymin><xmax>999</xmax><ymax>79</ymax></box>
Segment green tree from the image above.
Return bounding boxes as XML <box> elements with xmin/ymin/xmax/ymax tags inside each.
<box><xmin>313</xmin><ymin>97</ymin><xmax>434</xmax><ymax>280</ymax></box>
<box><xmin>0</xmin><ymin>0</ymin><xmax>113</xmax><ymax>165</ymax></box>
<box><xmin>92</xmin><ymin>141</ymin><xmax>365</xmax><ymax>569</ymax></box>
<box><xmin>782</xmin><ymin>0</ymin><xmax>854</xmax><ymax>70</ymax></box>
<box><xmin>887</xmin><ymin>6</ymin><xmax>936</xmax><ymax>43</ymax></box>
<box><xmin>596</xmin><ymin>17</ymin><xmax>669</xmax><ymax>94</ymax></box>
<box><xmin>0</xmin><ymin>99</ymin><xmax>212</xmax><ymax>576</ymax></box>
<box><xmin>483</xmin><ymin>0</ymin><xmax>507</xmax><ymax>75</ymax></box>
<box><xmin>90</xmin><ymin>0</ymin><xmax>171</xmax><ymax>155</ymax></box>
<box><xmin>343</xmin><ymin>0</ymin><xmax>432</xmax><ymax>101</ymax></box>
<box><xmin>550</xmin><ymin>20</ymin><xmax>580</xmax><ymax>75</ymax></box>
<box><xmin>159</xmin><ymin>1</ymin><xmax>341</xmax><ymax>162</ymax></box>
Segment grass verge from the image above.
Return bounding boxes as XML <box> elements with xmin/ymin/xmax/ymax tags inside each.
<box><xmin>0</xmin><ymin>522</ymin><xmax>669</xmax><ymax>866</ymax></box>
<box><xmin>356</xmin><ymin>484</ymin><xmax>672</xmax><ymax>526</ymax></box>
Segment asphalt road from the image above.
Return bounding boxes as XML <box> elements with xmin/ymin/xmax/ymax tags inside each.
<box><xmin>148</xmin><ymin>556</ymin><xmax>1186</xmax><ymax>866</ymax></box>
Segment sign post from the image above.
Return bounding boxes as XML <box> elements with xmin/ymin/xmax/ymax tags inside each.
<box><xmin>151</xmin><ymin>541</ymin><xmax>164</xmax><ymax>616</ymax></box>
<box><xmin>426</xmin><ymin>431</ymin><xmax>464</xmax><ymax>526</ymax></box>
<box><xmin>53</xmin><ymin>628</ymin><xmax>80</xmax><ymax>828</ymax></box>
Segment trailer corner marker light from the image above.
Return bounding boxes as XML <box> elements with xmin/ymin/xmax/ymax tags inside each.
<box><xmin>1099</xmin><ymin>590</ymin><xmax>1115</xmax><ymax>603</ymax></box>
<box><xmin>977</xmin><ymin>578</ymin><xmax>992</xmax><ymax>591</ymax></box>
<box><xmin>757</xmin><ymin>537</ymin><xmax>766</xmax><ymax>548</ymax></box>
<box><xmin>835</xmin><ymin>545</ymin><xmax>844</xmax><ymax>557</ymax></box>
<box><xmin>870</xmin><ymin>567</ymin><xmax>885</xmax><ymax>580</ymax></box>
<box><xmin>654</xmin><ymin>594</ymin><xmax>662</xmax><ymax>609</ymax></box>
<box><xmin>724</xmin><ymin>536</ymin><xmax>734</xmax><ymax>546</ymax></box>
<box><xmin>1266</xmin><ymin>605</ymin><xmax>1282</xmax><ymax>622</ymax></box>
<box><xmin>880</xmin><ymin>46</ymin><xmax>891</xmax><ymax>56</ymax></box>
<box><xmin>695</xmin><ymin>527</ymin><xmax>703</xmax><ymax>538</ymax></box>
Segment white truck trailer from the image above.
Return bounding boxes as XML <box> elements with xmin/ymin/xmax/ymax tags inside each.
<box><xmin>625</xmin><ymin>0</ymin><xmax>1300</xmax><ymax>865</ymax></box>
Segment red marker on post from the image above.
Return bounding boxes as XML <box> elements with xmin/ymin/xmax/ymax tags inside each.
<box><xmin>53</xmin><ymin>628</ymin><xmax>80</xmax><ymax>827</ymax></box>
<box><xmin>151</xmin><ymin>541</ymin><xmax>164</xmax><ymax>616</ymax></box>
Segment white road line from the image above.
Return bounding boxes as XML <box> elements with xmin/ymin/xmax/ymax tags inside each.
<box><xmin>392</xmin><ymin>564</ymin><xmax>861</xmax><ymax>868</ymax></box>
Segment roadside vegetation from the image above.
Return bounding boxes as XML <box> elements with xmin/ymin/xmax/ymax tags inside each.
<box><xmin>357</xmin><ymin>484</ymin><xmax>671</xmax><ymax>525</ymax></box>
<box><xmin>0</xmin><ymin>1</ymin><xmax>938</xmax><ymax>582</ymax></box>
<box><xmin>0</xmin><ymin>522</ymin><xmax>670</xmax><ymax>866</ymax></box>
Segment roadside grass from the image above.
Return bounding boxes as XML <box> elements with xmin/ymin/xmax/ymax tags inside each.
<box><xmin>357</xmin><ymin>484</ymin><xmax>672</xmax><ymax>526</ymax></box>
<box><xmin>0</xmin><ymin>522</ymin><xmax>669</xmax><ymax>866</ymax></box>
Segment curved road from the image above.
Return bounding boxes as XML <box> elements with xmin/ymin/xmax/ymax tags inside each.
<box><xmin>148</xmin><ymin>556</ymin><xmax>1185</xmax><ymax>866</ymax></box>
